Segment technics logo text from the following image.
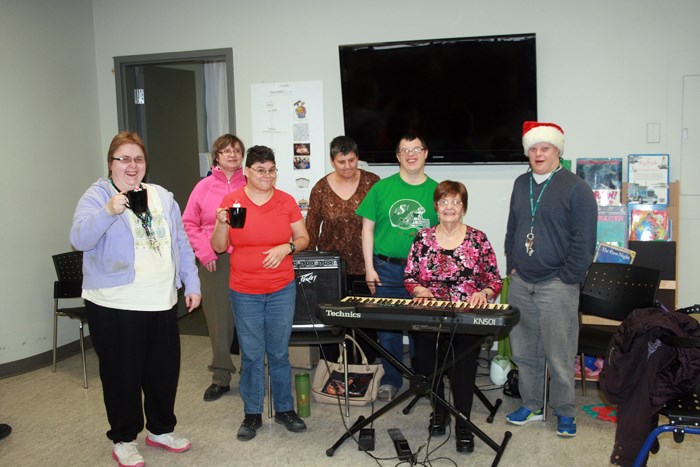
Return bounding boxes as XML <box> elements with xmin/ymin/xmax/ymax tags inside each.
<box><xmin>326</xmin><ymin>309</ymin><xmax>361</xmax><ymax>319</ymax></box>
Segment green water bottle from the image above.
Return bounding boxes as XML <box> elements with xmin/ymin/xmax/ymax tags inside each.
<box><xmin>295</xmin><ymin>372</ymin><xmax>311</xmax><ymax>418</ymax></box>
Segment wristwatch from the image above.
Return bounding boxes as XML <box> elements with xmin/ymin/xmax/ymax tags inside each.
<box><xmin>289</xmin><ymin>242</ymin><xmax>296</xmax><ymax>254</ymax></box>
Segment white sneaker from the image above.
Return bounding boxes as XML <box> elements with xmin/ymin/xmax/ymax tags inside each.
<box><xmin>112</xmin><ymin>441</ymin><xmax>145</xmax><ymax>467</ymax></box>
<box><xmin>377</xmin><ymin>384</ymin><xmax>398</xmax><ymax>401</ymax></box>
<box><xmin>145</xmin><ymin>431</ymin><xmax>191</xmax><ymax>453</ymax></box>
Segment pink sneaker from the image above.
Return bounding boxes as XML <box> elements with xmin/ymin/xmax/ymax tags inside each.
<box><xmin>145</xmin><ymin>432</ymin><xmax>191</xmax><ymax>453</ymax></box>
<box><xmin>112</xmin><ymin>441</ymin><xmax>145</xmax><ymax>467</ymax></box>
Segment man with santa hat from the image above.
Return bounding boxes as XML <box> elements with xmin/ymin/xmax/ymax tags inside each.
<box><xmin>504</xmin><ymin>121</ymin><xmax>597</xmax><ymax>437</ymax></box>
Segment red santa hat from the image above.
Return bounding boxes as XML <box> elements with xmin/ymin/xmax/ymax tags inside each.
<box><xmin>522</xmin><ymin>121</ymin><xmax>565</xmax><ymax>156</ymax></box>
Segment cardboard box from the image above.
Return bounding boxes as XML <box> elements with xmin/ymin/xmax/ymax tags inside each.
<box><xmin>288</xmin><ymin>346</ymin><xmax>320</xmax><ymax>369</ymax></box>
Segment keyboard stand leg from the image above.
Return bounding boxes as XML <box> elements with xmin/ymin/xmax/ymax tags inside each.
<box><xmin>327</xmin><ymin>329</ymin><xmax>512</xmax><ymax>466</ymax></box>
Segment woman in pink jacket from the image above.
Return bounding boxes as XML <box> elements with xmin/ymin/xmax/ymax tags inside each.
<box><xmin>183</xmin><ymin>134</ymin><xmax>246</xmax><ymax>402</ymax></box>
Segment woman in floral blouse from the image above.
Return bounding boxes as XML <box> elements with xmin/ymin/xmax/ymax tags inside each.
<box><xmin>306</xmin><ymin>136</ymin><xmax>379</xmax><ymax>290</ymax></box>
<box><xmin>404</xmin><ymin>180</ymin><xmax>502</xmax><ymax>455</ymax></box>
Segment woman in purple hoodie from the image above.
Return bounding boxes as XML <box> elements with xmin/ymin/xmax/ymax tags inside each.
<box><xmin>183</xmin><ymin>134</ymin><xmax>247</xmax><ymax>402</ymax></box>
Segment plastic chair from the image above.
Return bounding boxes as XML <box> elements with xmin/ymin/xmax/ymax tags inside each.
<box><xmin>633</xmin><ymin>305</ymin><xmax>700</xmax><ymax>467</ymax></box>
<box><xmin>577</xmin><ymin>263</ymin><xmax>661</xmax><ymax>395</ymax></box>
<box><xmin>52</xmin><ymin>251</ymin><xmax>88</xmax><ymax>389</ymax></box>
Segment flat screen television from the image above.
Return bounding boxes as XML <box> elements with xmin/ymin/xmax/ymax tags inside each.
<box><xmin>339</xmin><ymin>33</ymin><xmax>537</xmax><ymax>165</ymax></box>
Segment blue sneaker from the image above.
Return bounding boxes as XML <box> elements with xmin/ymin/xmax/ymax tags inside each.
<box><xmin>556</xmin><ymin>415</ymin><xmax>577</xmax><ymax>437</ymax></box>
<box><xmin>506</xmin><ymin>406</ymin><xmax>544</xmax><ymax>425</ymax></box>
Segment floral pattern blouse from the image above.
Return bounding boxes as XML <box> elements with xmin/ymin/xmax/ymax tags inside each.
<box><xmin>404</xmin><ymin>225</ymin><xmax>503</xmax><ymax>302</ymax></box>
<box><xmin>306</xmin><ymin>169</ymin><xmax>380</xmax><ymax>275</ymax></box>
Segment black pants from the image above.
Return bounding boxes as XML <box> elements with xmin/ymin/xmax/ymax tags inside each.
<box><xmin>412</xmin><ymin>331</ymin><xmax>480</xmax><ymax>428</ymax></box>
<box><xmin>86</xmin><ymin>301</ymin><xmax>181</xmax><ymax>443</ymax></box>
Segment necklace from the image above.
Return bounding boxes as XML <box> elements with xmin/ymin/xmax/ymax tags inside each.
<box><xmin>110</xmin><ymin>179</ymin><xmax>160</xmax><ymax>254</ymax></box>
<box><xmin>526</xmin><ymin>166</ymin><xmax>560</xmax><ymax>256</ymax></box>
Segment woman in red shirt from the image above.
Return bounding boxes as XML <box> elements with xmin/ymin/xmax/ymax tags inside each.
<box><xmin>211</xmin><ymin>145</ymin><xmax>309</xmax><ymax>442</ymax></box>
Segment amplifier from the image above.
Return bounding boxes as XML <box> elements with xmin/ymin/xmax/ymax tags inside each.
<box><xmin>292</xmin><ymin>251</ymin><xmax>344</xmax><ymax>326</ymax></box>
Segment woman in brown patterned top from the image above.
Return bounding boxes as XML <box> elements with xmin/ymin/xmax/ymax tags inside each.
<box><xmin>306</xmin><ymin>136</ymin><xmax>380</xmax><ymax>294</ymax></box>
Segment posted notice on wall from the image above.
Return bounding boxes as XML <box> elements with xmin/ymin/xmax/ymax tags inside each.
<box><xmin>251</xmin><ymin>80</ymin><xmax>325</xmax><ymax>217</ymax></box>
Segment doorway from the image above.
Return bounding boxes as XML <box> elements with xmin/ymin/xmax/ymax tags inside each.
<box><xmin>114</xmin><ymin>48</ymin><xmax>236</xmax><ymax>209</ymax></box>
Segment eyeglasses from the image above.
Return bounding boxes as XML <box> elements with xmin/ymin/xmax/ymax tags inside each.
<box><xmin>219</xmin><ymin>148</ymin><xmax>242</xmax><ymax>155</ymax></box>
<box><xmin>111</xmin><ymin>156</ymin><xmax>146</xmax><ymax>164</ymax></box>
<box><xmin>437</xmin><ymin>199</ymin><xmax>463</xmax><ymax>207</ymax></box>
<box><xmin>250</xmin><ymin>167</ymin><xmax>278</xmax><ymax>176</ymax></box>
<box><xmin>398</xmin><ymin>147</ymin><xmax>425</xmax><ymax>156</ymax></box>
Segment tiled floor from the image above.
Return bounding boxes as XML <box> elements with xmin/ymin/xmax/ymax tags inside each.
<box><xmin>1</xmin><ymin>334</ymin><xmax>697</xmax><ymax>466</ymax></box>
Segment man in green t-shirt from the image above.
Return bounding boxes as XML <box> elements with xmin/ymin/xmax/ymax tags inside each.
<box><xmin>356</xmin><ymin>133</ymin><xmax>438</xmax><ymax>401</ymax></box>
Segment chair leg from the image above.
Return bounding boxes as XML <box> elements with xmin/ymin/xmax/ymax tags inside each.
<box><xmin>52</xmin><ymin>312</ymin><xmax>59</xmax><ymax>373</ymax></box>
<box><xmin>267</xmin><ymin>355</ymin><xmax>273</xmax><ymax>418</ymax></box>
<box><xmin>543</xmin><ymin>361</ymin><xmax>548</xmax><ymax>422</ymax></box>
<box><xmin>579</xmin><ymin>353</ymin><xmax>587</xmax><ymax>396</ymax></box>
<box><xmin>341</xmin><ymin>340</ymin><xmax>349</xmax><ymax>417</ymax></box>
<box><xmin>79</xmin><ymin>322</ymin><xmax>88</xmax><ymax>389</ymax></box>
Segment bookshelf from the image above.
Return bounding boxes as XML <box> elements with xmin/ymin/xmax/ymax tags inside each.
<box><xmin>580</xmin><ymin>182</ymin><xmax>680</xmax><ymax>330</ymax></box>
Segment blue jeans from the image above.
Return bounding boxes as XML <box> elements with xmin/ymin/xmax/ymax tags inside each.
<box><xmin>373</xmin><ymin>255</ymin><xmax>412</xmax><ymax>388</ymax></box>
<box><xmin>508</xmin><ymin>274</ymin><xmax>580</xmax><ymax>417</ymax></box>
<box><xmin>230</xmin><ymin>280</ymin><xmax>296</xmax><ymax>415</ymax></box>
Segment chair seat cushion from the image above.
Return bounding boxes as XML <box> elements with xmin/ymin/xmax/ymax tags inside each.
<box><xmin>57</xmin><ymin>306</ymin><xmax>87</xmax><ymax>322</ymax></box>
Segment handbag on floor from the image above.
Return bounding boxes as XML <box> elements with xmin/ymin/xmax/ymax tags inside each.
<box><xmin>312</xmin><ymin>335</ymin><xmax>384</xmax><ymax>406</ymax></box>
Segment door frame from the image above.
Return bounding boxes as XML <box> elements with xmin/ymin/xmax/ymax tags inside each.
<box><xmin>113</xmin><ymin>48</ymin><xmax>236</xmax><ymax>134</ymax></box>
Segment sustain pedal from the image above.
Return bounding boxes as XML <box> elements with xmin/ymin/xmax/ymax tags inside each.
<box><xmin>358</xmin><ymin>428</ymin><xmax>375</xmax><ymax>451</ymax></box>
<box><xmin>388</xmin><ymin>428</ymin><xmax>413</xmax><ymax>462</ymax></box>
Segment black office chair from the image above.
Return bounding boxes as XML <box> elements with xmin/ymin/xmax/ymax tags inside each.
<box><xmin>52</xmin><ymin>251</ymin><xmax>89</xmax><ymax>389</ymax></box>
<box><xmin>577</xmin><ymin>262</ymin><xmax>661</xmax><ymax>395</ymax></box>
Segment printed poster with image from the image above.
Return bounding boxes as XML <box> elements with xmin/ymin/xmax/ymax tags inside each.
<box><xmin>251</xmin><ymin>81</ymin><xmax>325</xmax><ymax>217</ymax></box>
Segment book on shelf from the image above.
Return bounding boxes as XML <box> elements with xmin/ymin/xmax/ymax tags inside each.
<box><xmin>627</xmin><ymin>154</ymin><xmax>670</xmax><ymax>205</ymax></box>
<box><xmin>597</xmin><ymin>205</ymin><xmax>628</xmax><ymax>247</ymax></box>
<box><xmin>576</xmin><ymin>158</ymin><xmax>623</xmax><ymax>206</ymax></box>
<box><xmin>594</xmin><ymin>243</ymin><xmax>636</xmax><ymax>264</ymax></box>
<box><xmin>629</xmin><ymin>204</ymin><xmax>669</xmax><ymax>241</ymax></box>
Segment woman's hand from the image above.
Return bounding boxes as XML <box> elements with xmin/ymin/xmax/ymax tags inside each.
<box><xmin>412</xmin><ymin>286</ymin><xmax>434</xmax><ymax>301</ymax></box>
<box><xmin>468</xmin><ymin>290</ymin><xmax>489</xmax><ymax>308</ymax></box>
<box><xmin>185</xmin><ymin>294</ymin><xmax>202</xmax><ymax>312</ymax></box>
<box><xmin>215</xmin><ymin>207</ymin><xmax>228</xmax><ymax>225</ymax></box>
<box><xmin>204</xmin><ymin>260</ymin><xmax>217</xmax><ymax>272</ymax></box>
<box><xmin>106</xmin><ymin>192</ymin><xmax>128</xmax><ymax>216</ymax></box>
<box><xmin>262</xmin><ymin>244</ymin><xmax>291</xmax><ymax>269</ymax></box>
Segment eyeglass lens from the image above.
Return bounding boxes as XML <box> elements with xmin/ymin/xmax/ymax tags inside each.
<box><xmin>113</xmin><ymin>156</ymin><xmax>146</xmax><ymax>164</ymax></box>
<box><xmin>398</xmin><ymin>147</ymin><xmax>424</xmax><ymax>155</ymax></box>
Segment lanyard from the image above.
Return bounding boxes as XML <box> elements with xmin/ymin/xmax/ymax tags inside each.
<box><xmin>528</xmin><ymin>166</ymin><xmax>560</xmax><ymax>225</ymax></box>
<box><xmin>525</xmin><ymin>166</ymin><xmax>560</xmax><ymax>256</ymax></box>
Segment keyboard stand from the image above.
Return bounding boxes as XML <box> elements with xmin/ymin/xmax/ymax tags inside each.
<box><xmin>325</xmin><ymin>328</ymin><xmax>512</xmax><ymax>466</ymax></box>
<box><xmin>402</xmin><ymin>384</ymin><xmax>503</xmax><ymax>423</ymax></box>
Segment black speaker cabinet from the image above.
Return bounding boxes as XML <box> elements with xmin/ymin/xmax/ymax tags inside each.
<box><xmin>292</xmin><ymin>251</ymin><xmax>343</xmax><ymax>326</ymax></box>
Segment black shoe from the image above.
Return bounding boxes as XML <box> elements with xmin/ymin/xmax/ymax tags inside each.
<box><xmin>428</xmin><ymin>410</ymin><xmax>450</xmax><ymax>436</ymax></box>
<box><xmin>274</xmin><ymin>410</ymin><xmax>307</xmax><ymax>433</ymax></box>
<box><xmin>237</xmin><ymin>414</ymin><xmax>262</xmax><ymax>441</ymax></box>
<box><xmin>203</xmin><ymin>383</ymin><xmax>230</xmax><ymax>401</ymax></box>
<box><xmin>456</xmin><ymin>425</ymin><xmax>475</xmax><ymax>453</ymax></box>
<box><xmin>0</xmin><ymin>424</ymin><xmax>11</xmax><ymax>441</ymax></box>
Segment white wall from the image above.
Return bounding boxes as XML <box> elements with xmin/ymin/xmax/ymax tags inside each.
<box><xmin>1</xmin><ymin>0</ymin><xmax>698</xmax><ymax>366</ymax></box>
<box><xmin>0</xmin><ymin>0</ymin><xmax>101</xmax><ymax>365</ymax></box>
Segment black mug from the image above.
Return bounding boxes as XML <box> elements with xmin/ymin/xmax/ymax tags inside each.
<box><xmin>125</xmin><ymin>189</ymin><xmax>148</xmax><ymax>215</ymax></box>
<box><xmin>227</xmin><ymin>206</ymin><xmax>247</xmax><ymax>228</ymax></box>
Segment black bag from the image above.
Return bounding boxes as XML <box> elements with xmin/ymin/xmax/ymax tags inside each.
<box><xmin>503</xmin><ymin>369</ymin><xmax>520</xmax><ymax>398</ymax></box>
